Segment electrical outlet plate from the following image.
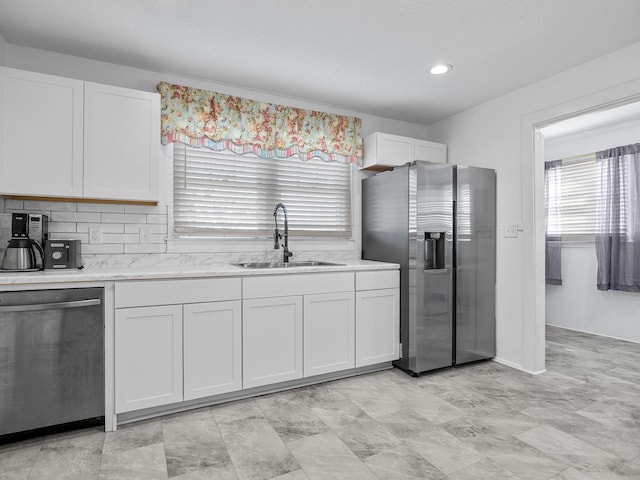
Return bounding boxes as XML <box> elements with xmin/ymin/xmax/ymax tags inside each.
<box><xmin>139</xmin><ymin>226</ymin><xmax>150</xmax><ymax>244</ymax></box>
<box><xmin>89</xmin><ymin>227</ymin><xmax>102</xmax><ymax>244</ymax></box>
<box><xmin>504</xmin><ymin>224</ymin><xmax>518</xmax><ymax>238</ymax></box>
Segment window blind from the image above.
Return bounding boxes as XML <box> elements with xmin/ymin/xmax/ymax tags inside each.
<box><xmin>172</xmin><ymin>144</ymin><xmax>352</xmax><ymax>238</ymax></box>
<box><xmin>546</xmin><ymin>155</ymin><xmax>597</xmax><ymax>238</ymax></box>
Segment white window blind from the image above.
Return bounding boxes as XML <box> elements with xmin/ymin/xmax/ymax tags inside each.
<box><xmin>546</xmin><ymin>155</ymin><xmax>597</xmax><ymax>238</ymax></box>
<box><xmin>172</xmin><ymin>144</ymin><xmax>352</xmax><ymax>238</ymax></box>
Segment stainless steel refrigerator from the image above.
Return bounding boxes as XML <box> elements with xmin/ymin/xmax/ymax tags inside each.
<box><xmin>362</xmin><ymin>161</ymin><xmax>496</xmax><ymax>375</ymax></box>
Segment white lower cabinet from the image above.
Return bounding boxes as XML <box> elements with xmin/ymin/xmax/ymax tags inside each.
<box><xmin>242</xmin><ymin>296</ymin><xmax>303</xmax><ymax>389</ymax></box>
<box><xmin>115</xmin><ymin>305</ymin><xmax>183</xmax><ymax>413</ymax></box>
<box><xmin>114</xmin><ymin>278</ymin><xmax>242</xmax><ymax>414</ymax></box>
<box><xmin>355</xmin><ymin>270</ymin><xmax>400</xmax><ymax>367</ymax></box>
<box><xmin>183</xmin><ymin>301</ymin><xmax>242</xmax><ymax>400</ymax></box>
<box><xmin>304</xmin><ymin>292</ymin><xmax>355</xmax><ymax>376</ymax></box>
<box><xmin>112</xmin><ymin>270</ymin><xmax>399</xmax><ymax>419</ymax></box>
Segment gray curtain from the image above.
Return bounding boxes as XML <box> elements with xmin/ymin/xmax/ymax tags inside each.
<box><xmin>545</xmin><ymin>160</ymin><xmax>562</xmax><ymax>285</ymax></box>
<box><xmin>595</xmin><ymin>143</ymin><xmax>640</xmax><ymax>292</ymax></box>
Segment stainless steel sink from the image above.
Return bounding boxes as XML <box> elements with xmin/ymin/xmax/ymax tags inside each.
<box><xmin>232</xmin><ymin>261</ymin><xmax>345</xmax><ymax>269</ymax></box>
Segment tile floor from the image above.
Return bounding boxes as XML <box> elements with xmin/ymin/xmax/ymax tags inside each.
<box><xmin>1</xmin><ymin>325</ymin><xmax>639</xmax><ymax>479</ymax></box>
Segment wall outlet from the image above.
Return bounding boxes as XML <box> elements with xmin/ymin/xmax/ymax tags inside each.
<box><xmin>139</xmin><ymin>226</ymin><xmax>150</xmax><ymax>244</ymax></box>
<box><xmin>504</xmin><ymin>224</ymin><xmax>518</xmax><ymax>238</ymax></box>
<box><xmin>89</xmin><ymin>227</ymin><xmax>102</xmax><ymax>244</ymax></box>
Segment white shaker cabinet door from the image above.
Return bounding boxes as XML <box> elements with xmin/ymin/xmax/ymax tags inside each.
<box><xmin>355</xmin><ymin>288</ymin><xmax>400</xmax><ymax>367</ymax></box>
<box><xmin>115</xmin><ymin>305</ymin><xmax>183</xmax><ymax>413</ymax></box>
<box><xmin>183</xmin><ymin>300</ymin><xmax>242</xmax><ymax>400</ymax></box>
<box><xmin>243</xmin><ymin>296</ymin><xmax>303</xmax><ymax>389</ymax></box>
<box><xmin>83</xmin><ymin>82</ymin><xmax>160</xmax><ymax>202</ymax></box>
<box><xmin>303</xmin><ymin>292</ymin><xmax>355</xmax><ymax>377</ymax></box>
<box><xmin>362</xmin><ymin>132</ymin><xmax>413</xmax><ymax>169</ymax></box>
<box><xmin>414</xmin><ymin>139</ymin><xmax>447</xmax><ymax>164</ymax></box>
<box><xmin>0</xmin><ymin>67</ymin><xmax>84</xmax><ymax>197</ymax></box>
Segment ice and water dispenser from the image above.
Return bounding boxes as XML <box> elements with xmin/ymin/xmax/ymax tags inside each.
<box><xmin>424</xmin><ymin>232</ymin><xmax>445</xmax><ymax>270</ymax></box>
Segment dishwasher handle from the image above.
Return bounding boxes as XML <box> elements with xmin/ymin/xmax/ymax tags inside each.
<box><xmin>0</xmin><ymin>298</ymin><xmax>101</xmax><ymax>313</ymax></box>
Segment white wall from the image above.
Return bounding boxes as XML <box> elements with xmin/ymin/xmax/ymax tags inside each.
<box><xmin>1</xmin><ymin>43</ymin><xmax>429</xmax><ymax>268</ymax></box>
<box><xmin>546</xmin><ymin>246</ymin><xmax>640</xmax><ymax>343</ymax></box>
<box><xmin>6</xmin><ymin>44</ymin><xmax>428</xmax><ymax>140</ymax></box>
<box><xmin>544</xmin><ymin>113</ymin><xmax>640</xmax><ymax>343</ymax></box>
<box><xmin>544</xmin><ymin>116</ymin><xmax>640</xmax><ymax>161</ymax></box>
<box><xmin>0</xmin><ymin>33</ymin><xmax>7</xmax><ymax>66</ymax></box>
<box><xmin>426</xmin><ymin>41</ymin><xmax>640</xmax><ymax>372</ymax></box>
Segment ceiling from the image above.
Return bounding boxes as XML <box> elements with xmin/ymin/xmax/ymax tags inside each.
<box><xmin>2</xmin><ymin>0</ymin><xmax>640</xmax><ymax>126</ymax></box>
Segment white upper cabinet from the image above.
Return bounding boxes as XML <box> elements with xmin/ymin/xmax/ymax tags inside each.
<box><xmin>362</xmin><ymin>132</ymin><xmax>413</xmax><ymax>169</ymax></box>
<box><xmin>361</xmin><ymin>132</ymin><xmax>447</xmax><ymax>170</ymax></box>
<box><xmin>0</xmin><ymin>67</ymin><xmax>160</xmax><ymax>203</ymax></box>
<box><xmin>0</xmin><ymin>67</ymin><xmax>84</xmax><ymax>197</ymax></box>
<box><xmin>84</xmin><ymin>82</ymin><xmax>160</xmax><ymax>202</ymax></box>
<box><xmin>414</xmin><ymin>139</ymin><xmax>447</xmax><ymax>164</ymax></box>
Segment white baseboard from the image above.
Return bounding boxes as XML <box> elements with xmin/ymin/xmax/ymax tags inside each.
<box><xmin>493</xmin><ymin>357</ymin><xmax>546</xmax><ymax>375</ymax></box>
<box><xmin>546</xmin><ymin>323</ymin><xmax>640</xmax><ymax>345</ymax></box>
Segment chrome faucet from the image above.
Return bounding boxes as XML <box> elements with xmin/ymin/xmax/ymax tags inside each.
<box><xmin>273</xmin><ymin>202</ymin><xmax>293</xmax><ymax>262</ymax></box>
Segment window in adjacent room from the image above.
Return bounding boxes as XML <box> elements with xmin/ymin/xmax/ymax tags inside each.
<box><xmin>545</xmin><ymin>154</ymin><xmax>597</xmax><ymax>240</ymax></box>
<box><xmin>172</xmin><ymin>143</ymin><xmax>352</xmax><ymax>239</ymax></box>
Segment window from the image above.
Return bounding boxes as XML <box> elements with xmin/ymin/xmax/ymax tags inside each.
<box><xmin>172</xmin><ymin>144</ymin><xmax>352</xmax><ymax>238</ymax></box>
<box><xmin>545</xmin><ymin>155</ymin><xmax>597</xmax><ymax>239</ymax></box>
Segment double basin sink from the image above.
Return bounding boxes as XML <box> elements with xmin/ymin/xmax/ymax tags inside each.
<box><xmin>233</xmin><ymin>260</ymin><xmax>345</xmax><ymax>269</ymax></box>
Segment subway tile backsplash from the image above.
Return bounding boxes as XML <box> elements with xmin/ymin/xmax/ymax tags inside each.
<box><xmin>0</xmin><ymin>197</ymin><xmax>359</xmax><ymax>269</ymax></box>
<box><xmin>0</xmin><ymin>199</ymin><xmax>168</xmax><ymax>258</ymax></box>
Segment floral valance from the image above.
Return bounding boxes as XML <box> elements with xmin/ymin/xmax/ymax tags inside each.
<box><xmin>157</xmin><ymin>82</ymin><xmax>362</xmax><ymax>165</ymax></box>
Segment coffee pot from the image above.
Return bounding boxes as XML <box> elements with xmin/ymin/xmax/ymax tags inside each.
<box><xmin>1</xmin><ymin>213</ymin><xmax>48</xmax><ymax>271</ymax></box>
<box><xmin>1</xmin><ymin>238</ymin><xmax>45</xmax><ymax>270</ymax></box>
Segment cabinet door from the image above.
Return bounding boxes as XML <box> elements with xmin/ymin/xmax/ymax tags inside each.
<box><xmin>377</xmin><ymin>133</ymin><xmax>414</xmax><ymax>166</ymax></box>
<box><xmin>243</xmin><ymin>296</ymin><xmax>303</xmax><ymax>389</ymax></box>
<box><xmin>304</xmin><ymin>292</ymin><xmax>355</xmax><ymax>377</ymax></box>
<box><xmin>355</xmin><ymin>288</ymin><xmax>400</xmax><ymax>367</ymax></box>
<box><xmin>0</xmin><ymin>67</ymin><xmax>83</xmax><ymax>197</ymax></box>
<box><xmin>115</xmin><ymin>305</ymin><xmax>183</xmax><ymax>413</ymax></box>
<box><xmin>414</xmin><ymin>139</ymin><xmax>447</xmax><ymax>164</ymax></box>
<box><xmin>84</xmin><ymin>82</ymin><xmax>160</xmax><ymax>202</ymax></box>
<box><xmin>362</xmin><ymin>132</ymin><xmax>413</xmax><ymax>169</ymax></box>
<box><xmin>183</xmin><ymin>301</ymin><xmax>242</xmax><ymax>400</ymax></box>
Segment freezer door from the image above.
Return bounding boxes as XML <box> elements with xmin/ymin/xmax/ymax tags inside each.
<box><xmin>414</xmin><ymin>161</ymin><xmax>454</xmax><ymax>373</ymax></box>
<box><xmin>455</xmin><ymin>166</ymin><xmax>496</xmax><ymax>364</ymax></box>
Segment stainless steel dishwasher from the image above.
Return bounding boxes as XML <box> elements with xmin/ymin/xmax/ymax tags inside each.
<box><xmin>0</xmin><ymin>287</ymin><xmax>104</xmax><ymax>441</ymax></box>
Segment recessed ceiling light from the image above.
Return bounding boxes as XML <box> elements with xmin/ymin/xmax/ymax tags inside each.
<box><xmin>430</xmin><ymin>64</ymin><xmax>453</xmax><ymax>75</ymax></box>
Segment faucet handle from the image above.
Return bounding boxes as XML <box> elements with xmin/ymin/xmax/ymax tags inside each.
<box><xmin>284</xmin><ymin>249</ymin><xmax>293</xmax><ymax>258</ymax></box>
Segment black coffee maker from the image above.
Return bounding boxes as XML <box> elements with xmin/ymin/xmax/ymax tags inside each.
<box><xmin>1</xmin><ymin>213</ymin><xmax>48</xmax><ymax>271</ymax></box>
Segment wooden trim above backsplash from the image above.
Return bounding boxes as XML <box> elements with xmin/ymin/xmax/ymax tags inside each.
<box><xmin>2</xmin><ymin>195</ymin><xmax>158</xmax><ymax>206</ymax></box>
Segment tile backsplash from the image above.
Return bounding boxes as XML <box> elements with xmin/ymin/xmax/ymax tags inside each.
<box><xmin>0</xmin><ymin>197</ymin><xmax>359</xmax><ymax>269</ymax></box>
<box><xmin>0</xmin><ymin>198</ymin><xmax>169</xmax><ymax>267</ymax></box>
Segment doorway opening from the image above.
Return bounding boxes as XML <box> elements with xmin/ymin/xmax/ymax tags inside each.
<box><xmin>534</xmin><ymin>100</ymin><xmax>640</xmax><ymax>364</ymax></box>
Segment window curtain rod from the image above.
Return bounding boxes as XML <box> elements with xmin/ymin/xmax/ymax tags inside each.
<box><xmin>546</xmin><ymin>152</ymin><xmax>596</xmax><ymax>166</ymax></box>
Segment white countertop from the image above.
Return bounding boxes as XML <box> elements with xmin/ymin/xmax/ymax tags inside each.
<box><xmin>0</xmin><ymin>259</ymin><xmax>399</xmax><ymax>286</ymax></box>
